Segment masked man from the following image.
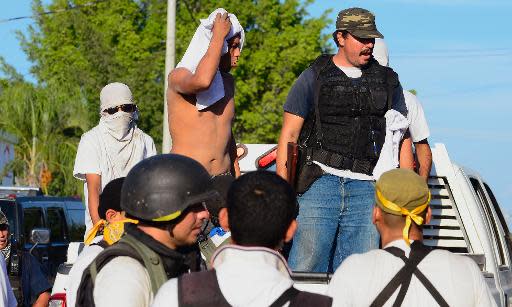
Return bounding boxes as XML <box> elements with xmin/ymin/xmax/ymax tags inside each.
<box><xmin>73</xmin><ymin>82</ymin><xmax>156</xmax><ymax>238</ymax></box>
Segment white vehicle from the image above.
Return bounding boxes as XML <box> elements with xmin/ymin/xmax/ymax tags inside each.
<box><xmin>50</xmin><ymin>143</ymin><xmax>512</xmax><ymax>307</ymax></box>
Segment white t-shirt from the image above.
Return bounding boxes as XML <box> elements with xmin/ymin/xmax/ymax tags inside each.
<box><xmin>73</xmin><ymin>125</ymin><xmax>156</xmax><ymax>236</ymax></box>
<box><xmin>315</xmin><ymin>65</ymin><xmax>407</xmax><ymax>181</ymax></box>
<box><xmin>0</xmin><ymin>255</ymin><xmax>16</xmax><ymax>307</ymax></box>
<box><xmin>66</xmin><ymin>236</ymin><xmax>105</xmax><ymax>307</ymax></box>
<box><xmin>327</xmin><ymin>239</ymin><xmax>497</xmax><ymax>307</ymax></box>
<box><xmin>153</xmin><ymin>245</ymin><xmax>295</xmax><ymax>307</ymax></box>
<box><xmin>93</xmin><ymin>256</ymin><xmax>152</xmax><ymax>307</ymax></box>
<box><xmin>403</xmin><ymin>90</ymin><xmax>430</xmax><ymax>142</ymax></box>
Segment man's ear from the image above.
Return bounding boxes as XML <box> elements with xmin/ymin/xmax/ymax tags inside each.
<box><xmin>425</xmin><ymin>206</ymin><xmax>432</xmax><ymax>224</ymax></box>
<box><xmin>105</xmin><ymin>209</ymin><xmax>118</xmax><ymax>223</ymax></box>
<box><xmin>219</xmin><ymin>208</ymin><xmax>230</xmax><ymax>232</ymax></box>
<box><xmin>372</xmin><ymin>205</ymin><xmax>379</xmax><ymax>225</ymax></box>
<box><xmin>336</xmin><ymin>32</ymin><xmax>345</xmax><ymax>47</ymax></box>
<box><xmin>284</xmin><ymin>220</ymin><xmax>298</xmax><ymax>243</ymax></box>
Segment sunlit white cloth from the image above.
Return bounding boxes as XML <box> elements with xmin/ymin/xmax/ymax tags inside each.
<box><xmin>176</xmin><ymin>8</ymin><xmax>245</xmax><ymax>110</ymax></box>
<box><xmin>373</xmin><ymin>109</ymin><xmax>409</xmax><ymax>180</ymax></box>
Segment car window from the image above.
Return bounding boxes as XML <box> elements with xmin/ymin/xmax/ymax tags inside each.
<box><xmin>67</xmin><ymin>209</ymin><xmax>85</xmax><ymax>241</ymax></box>
<box><xmin>470</xmin><ymin>178</ymin><xmax>506</xmax><ymax>265</ymax></box>
<box><xmin>47</xmin><ymin>207</ymin><xmax>67</xmax><ymax>242</ymax></box>
<box><xmin>483</xmin><ymin>182</ymin><xmax>512</xmax><ymax>261</ymax></box>
<box><xmin>23</xmin><ymin>207</ymin><xmax>44</xmax><ymax>241</ymax></box>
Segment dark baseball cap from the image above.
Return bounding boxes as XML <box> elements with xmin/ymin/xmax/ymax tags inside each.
<box><xmin>335</xmin><ymin>7</ymin><xmax>383</xmax><ymax>39</ymax></box>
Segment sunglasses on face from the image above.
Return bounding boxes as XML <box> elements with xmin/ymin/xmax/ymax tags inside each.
<box><xmin>0</xmin><ymin>224</ymin><xmax>8</xmax><ymax>231</ymax></box>
<box><xmin>103</xmin><ymin>104</ymin><xmax>137</xmax><ymax>115</ymax></box>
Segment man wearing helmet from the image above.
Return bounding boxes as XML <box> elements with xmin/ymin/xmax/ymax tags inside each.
<box><xmin>76</xmin><ymin>154</ymin><xmax>217</xmax><ymax>307</ymax></box>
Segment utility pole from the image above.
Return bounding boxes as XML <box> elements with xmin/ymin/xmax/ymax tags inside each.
<box><xmin>162</xmin><ymin>0</ymin><xmax>176</xmax><ymax>153</ymax></box>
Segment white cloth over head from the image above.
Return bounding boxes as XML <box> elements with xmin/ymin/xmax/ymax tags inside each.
<box><xmin>73</xmin><ymin>82</ymin><xmax>157</xmax><ymax>237</ymax></box>
<box><xmin>176</xmin><ymin>8</ymin><xmax>245</xmax><ymax>110</ymax></box>
<box><xmin>100</xmin><ymin>82</ymin><xmax>135</xmax><ymax>111</ymax></box>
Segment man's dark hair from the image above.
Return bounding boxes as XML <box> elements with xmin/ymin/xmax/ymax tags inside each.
<box><xmin>98</xmin><ymin>177</ymin><xmax>125</xmax><ymax>220</ymax></box>
<box><xmin>332</xmin><ymin>30</ymin><xmax>349</xmax><ymax>47</ymax></box>
<box><xmin>226</xmin><ymin>171</ymin><xmax>297</xmax><ymax>249</ymax></box>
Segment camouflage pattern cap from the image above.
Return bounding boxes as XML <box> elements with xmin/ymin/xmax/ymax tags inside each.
<box><xmin>0</xmin><ymin>210</ymin><xmax>8</xmax><ymax>226</ymax></box>
<box><xmin>336</xmin><ymin>7</ymin><xmax>383</xmax><ymax>39</ymax></box>
<box><xmin>375</xmin><ymin>169</ymin><xmax>430</xmax><ymax>216</ymax></box>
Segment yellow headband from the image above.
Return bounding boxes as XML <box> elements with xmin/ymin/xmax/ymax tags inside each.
<box><xmin>84</xmin><ymin>218</ymin><xmax>139</xmax><ymax>245</ymax></box>
<box><xmin>376</xmin><ymin>189</ymin><xmax>430</xmax><ymax>245</ymax></box>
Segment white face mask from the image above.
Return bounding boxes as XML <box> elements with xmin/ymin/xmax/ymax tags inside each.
<box><xmin>99</xmin><ymin>111</ymin><xmax>138</xmax><ymax>140</ymax></box>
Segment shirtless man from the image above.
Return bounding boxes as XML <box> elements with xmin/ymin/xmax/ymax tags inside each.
<box><xmin>168</xmin><ymin>10</ymin><xmax>243</xmax><ymax>177</ymax></box>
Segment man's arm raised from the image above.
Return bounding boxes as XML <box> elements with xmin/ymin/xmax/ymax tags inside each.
<box><xmin>170</xmin><ymin>13</ymin><xmax>232</xmax><ymax>94</ymax></box>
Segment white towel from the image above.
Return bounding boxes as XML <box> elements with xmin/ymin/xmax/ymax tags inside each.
<box><xmin>373</xmin><ymin>109</ymin><xmax>409</xmax><ymax>180</ymax></box>
<box><xmin>177</xmin><ymin>8</ymin><xmax>245</xmax><ymax>110</ymax></box>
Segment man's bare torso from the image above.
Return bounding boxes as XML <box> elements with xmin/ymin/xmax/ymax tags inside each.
<box><xmin>168</xmin><ymin>73</ymin><xmax>235</xmax><ymax>176</ymax></box>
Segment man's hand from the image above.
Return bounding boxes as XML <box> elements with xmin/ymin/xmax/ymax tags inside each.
<box><xmin>212</xmin><ymin>12</ymin><xmax>232</xmax><ymax>40</ymax></box>
<box><xmin>277</xmin><ymin>112</ymin><xmax>305</xmax><ymax>180</ymax></box>
<box><xmin>169</xmin><ymin>12</ymin><xmax>232</xmax><ymax>95</ymax></box>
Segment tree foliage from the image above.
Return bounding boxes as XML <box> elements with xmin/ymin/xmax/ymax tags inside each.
<box><xmin>1</xmin><ymin>0</ymin><xmax>330</xmax><ymax>195</ymax></box>
<box><xmin>0</xmin><ymin>60</ymin><xmax>88</xmax><ymax>195</ymax></box>
<box><xmin>174</xmin><ymin>0</ymin><xmax>332</xmax><ymax>142</ymax></box>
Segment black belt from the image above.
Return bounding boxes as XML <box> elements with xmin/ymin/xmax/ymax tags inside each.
<box><xmin>310</xmin><ymin>148</ymin><xmax>375</xmax><ymax>175</ymax></box>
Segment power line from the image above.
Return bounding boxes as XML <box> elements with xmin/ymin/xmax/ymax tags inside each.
<box><xmin>0</xmin><ymin>0</ymin><xmax>109</xmax><ymax>24</ymax></box>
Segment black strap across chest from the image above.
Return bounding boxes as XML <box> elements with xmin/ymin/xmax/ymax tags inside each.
<box><xmin>178</xmin><ymin>269</ymin><xmax>332</xmax><ymax>307</ymax></box>
<box><xmin>370</xmin><ymin>241</ymin><xmax>449</xmax><ymax>307</ymax></box>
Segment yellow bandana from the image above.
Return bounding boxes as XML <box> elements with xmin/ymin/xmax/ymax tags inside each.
<box><xmin>376</xmin><ymin>189</ymin><xmax>430</xmax><ymax>245</ymax></box>
<box><xmin>85</xmin><ymin>218</ymin><xmax>139</xmax><ymax>245</ymax></box>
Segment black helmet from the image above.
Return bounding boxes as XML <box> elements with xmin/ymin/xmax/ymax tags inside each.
<box><xmin>121</xmin><ymin>154</ymin><xmax>218</xmax><ymax>222</ymax></box>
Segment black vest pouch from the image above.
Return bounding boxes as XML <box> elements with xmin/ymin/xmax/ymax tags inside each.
<box><xmin>295</xmin><ymin>146</ymin><xmax>324</xmax><ymax>194</ymax></box>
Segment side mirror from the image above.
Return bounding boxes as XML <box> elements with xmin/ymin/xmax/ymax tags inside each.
<box><xmin>30</xmin><ymin>228</ymin><xmax>50</xmax><ymax>245</ymax></box>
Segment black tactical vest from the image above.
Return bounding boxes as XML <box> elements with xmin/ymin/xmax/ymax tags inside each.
<box><xmin>298</xmin><ymin>55</ymin><xmax>398</xmax><ymax>175</ymax></box>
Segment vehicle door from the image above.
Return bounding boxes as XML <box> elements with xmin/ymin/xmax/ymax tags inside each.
<box><xmin>44</xmin><ymin>204</ymin><xmax>69</xmax><ymax>278</ymax></box>
<box><xmin>470</xmin><ymin>177</ymin><xmax>512</xmax><ymax>306</ymax></box>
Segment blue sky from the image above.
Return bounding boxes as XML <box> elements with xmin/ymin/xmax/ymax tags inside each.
<box><xmin>1</xmin><ymin>1</ymin><xmax>511</xmax><ymax>212</ymax></box>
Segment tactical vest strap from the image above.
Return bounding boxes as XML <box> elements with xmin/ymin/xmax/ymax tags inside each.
<box><xmin>122</xmin><ymin>234</ymin><xmax>168</xmax><ymax>295</ymax></box>
<box><xmin>311</xmin><ymin>55</ymin><xmax>333</xmax><ymax>147</ymax></box>
<box><xmin>178</xmin><ymin>270</ymin><xmax>231</xmax><ymax>307</ymax></box>
<box><xmin>76</xmin><ymin>233</ymin><xmax>168</xmax><ymax>307</ymax></box>
<box><xmin>370</xmin><ymin>242</ymin><xmax>448</xmax><ymax>307</ymax></box>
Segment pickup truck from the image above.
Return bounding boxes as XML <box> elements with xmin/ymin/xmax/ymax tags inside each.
<box><xmin>239</xmin><ymin>143</ymin><xmax>512</xmax><ymax>306</ymax></box>
<box><xmin>50</xmin><ymin>143</ymin><xmax>512</xmax><ymax>306</ymax></box>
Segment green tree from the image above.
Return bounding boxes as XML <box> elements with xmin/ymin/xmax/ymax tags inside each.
<box><xmin>0</xmin><ymin>60</ymin><xmax>88</xmax><ymax>195</ymax></box>
<box><xmin>0</xmin><ymin>0</ymin><xmax>330</xmax><ymax>196</ymax></box>
<box><xmin>174</xmin><ymin>0</ymin><xmax>332</xmax><ymax>142</ymax></box>
<box><xmin>20</xmin><ymin>0</ymin><xmax>167</xmax><ymax>147</ymax></box>
<box><xmin>20</xmin><ymin>0</ymin><xmax>330</xmax><ymax>145</ymax></box>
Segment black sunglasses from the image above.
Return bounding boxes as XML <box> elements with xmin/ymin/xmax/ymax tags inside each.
<box><xmin>104</xmin><ymin>104</ymin><xmax>137</xmax><ymax>115</ymax></box>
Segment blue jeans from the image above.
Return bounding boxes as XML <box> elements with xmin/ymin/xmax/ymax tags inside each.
<box><xmin>288</xmin><ymin>174</ymin><xmax>379</xmax><ymax>273</ymax></box>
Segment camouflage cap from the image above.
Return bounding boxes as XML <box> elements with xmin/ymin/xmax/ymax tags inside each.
<box><xmin>335</xmin><ymin>7</ymin><xmax>383</xmax><ymax>39</ymax></box>
<box><xmin>375</xmin><ymin>169</ymin><xmax>430</xmax><ymax>216</ymax></box>
<box><xmin>0</xmin><ymin>210</ymin><xmax>8</xmax><ymax>226</ymax></box>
